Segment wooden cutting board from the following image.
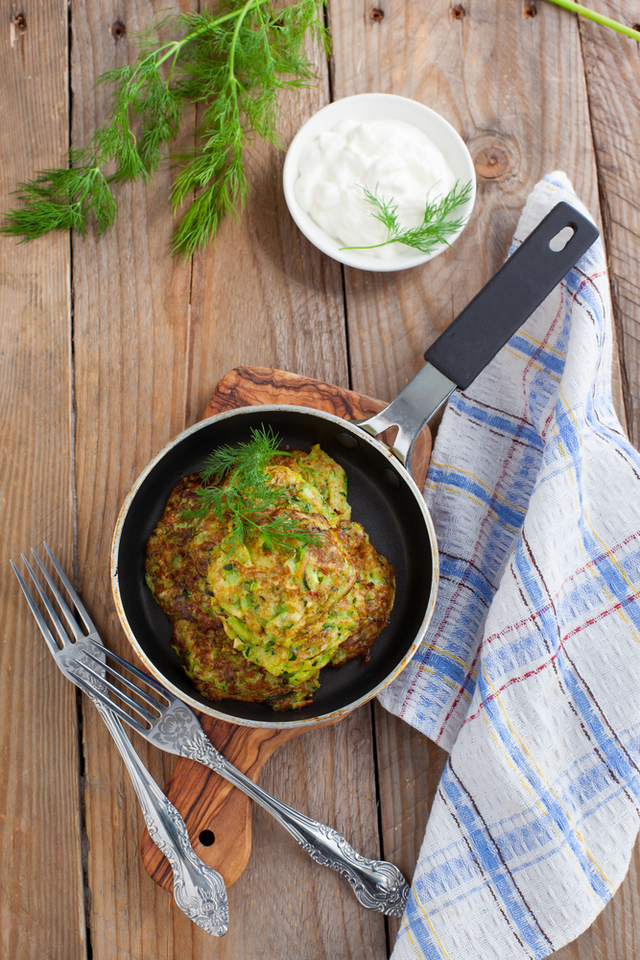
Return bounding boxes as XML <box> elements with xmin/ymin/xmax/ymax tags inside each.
<box><xmin>140</xmin><ymin>365</ymin><xmax>432</xmax><ymax>890</ymax></box>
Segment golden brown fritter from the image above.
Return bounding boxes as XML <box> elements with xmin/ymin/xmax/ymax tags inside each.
<box><xmin>172</xmin><ymin>620</ymin><xmax>319</xmax><ymax>710</ymax></box>
<box><xmin>145</xmin><ymin>446</ymin><xmax>395</xmax><ymax>711</ymax></box>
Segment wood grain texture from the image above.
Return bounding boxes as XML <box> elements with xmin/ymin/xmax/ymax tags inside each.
<box><xmin>2</xmin><ymin>0</ymin><xmax>639</xmax><ymax>957</ymax></box>
<box><xmin>373</xmin><ymin>702</ymin><xmax>448</xmax><ymax>946</ymax></box>
<box><xmin>69</xmin><ymin>1</ymin><xmax>199</xmax><ymax>955</ymax></box>
<box><xmin>202</xmin><ymin>365</ymin><xmax>432</xmax><ymax>486</ymax></box>
<box><xmin>0</xmin><ymin>2</ymin><xmax>83</xmax><ymax>958</ymax></box>
<box><xmin>202</xmin><ymin>365</ymin><xmax>384</xmax><ymax>419</ymax></box>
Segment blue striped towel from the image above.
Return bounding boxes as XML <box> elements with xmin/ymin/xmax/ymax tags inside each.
<box><xmin>378</xmin><ymin>172</ymin><xmax>640</xmax><ymax>960</ymax></box>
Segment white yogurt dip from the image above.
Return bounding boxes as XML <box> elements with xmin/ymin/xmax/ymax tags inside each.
<box><xmin>294</xmin><ymin>118</ymin><xmax>457</xmax><ymax>259</ymax></box>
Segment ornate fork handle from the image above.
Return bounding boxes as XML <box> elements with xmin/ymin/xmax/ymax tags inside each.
<box><xmin>95</xmin><ymin>702</ymin><xmax>229</xmax><ymax>936</ymax></box>
<box><xmin>185</xmin><ymin>731</ymin><xmax>409</xmax><ymax>918</ymax></box>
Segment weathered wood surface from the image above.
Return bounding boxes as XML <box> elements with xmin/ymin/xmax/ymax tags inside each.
<box><xmin>0</xmin><ymin>0</ymin><xmax>639</xmax><ymax>958</ymax></box>
<box><xmin>0</xmin><ymin>3</ymin><xmax>84</xmax><ymax>959</ymax></box>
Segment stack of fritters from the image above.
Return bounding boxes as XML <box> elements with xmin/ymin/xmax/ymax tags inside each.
<box><xmin>145</xmin><ymin>445</ymin><xmax>395</xmax><ymax>711</ymax></box>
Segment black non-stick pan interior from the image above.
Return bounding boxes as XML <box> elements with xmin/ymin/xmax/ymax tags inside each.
<box><xmin>114</xmin><ymin>406</ymin><xmax>436</xmax><ymax>725</ymax></box>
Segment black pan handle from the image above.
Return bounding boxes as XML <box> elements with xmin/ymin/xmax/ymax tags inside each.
<box><xmin>424</xmin><ymin>201</ymin><xmax>600</xmax><ymax>389</ymax></box>
<box><xmin>357</xmin><ymin>201</ymin><xmax>599</xmax><ymax>472</ymax></box>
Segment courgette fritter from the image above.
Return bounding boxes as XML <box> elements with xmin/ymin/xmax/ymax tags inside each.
<box><xmin>145</xmin><ymin>444</ymin><xmax>395</xmax><ymax>711</ymax></box>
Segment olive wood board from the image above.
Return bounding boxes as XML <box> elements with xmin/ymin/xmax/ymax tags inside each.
<box><xmin>140</xmin><ymin>365</ymin><xmax>432</xmax><ymax>891</ymax></box>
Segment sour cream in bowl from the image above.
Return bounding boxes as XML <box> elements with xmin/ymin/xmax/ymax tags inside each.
<box><xmin>283</xmin><ymin>94</ymin><xmax>476</xmax><ymax>272</ymax></box>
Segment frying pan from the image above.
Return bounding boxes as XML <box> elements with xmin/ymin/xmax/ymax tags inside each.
<box><xmin>112</xmin><ymin>202</ymin><xmax>599</xmax><ymax>729</ymax></box>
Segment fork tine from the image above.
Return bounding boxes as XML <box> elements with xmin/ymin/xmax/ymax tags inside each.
<box><xmin>42</xmin><ymin>541</ymin><xmax>96</xmax><ymax>634</ymax></box>
<box><xmin>100</xmin><ymin>659</ymin><xmax>167</xmax><ymax>713</ymax></box>
<box><xmin>77</xmin><ymin>652</ymin><xmax>161</xmax><ymax>724</ymax></box>
<box><xmin>87</xmin><ymin>639</ymin><xmax>175</xmax><ymax>703</ymax></box>
<box><xmin>18</xmin><ymin>553</ymin><xmax>78</xmax><ymax>649</ymax></box>
<box><xmin>70</xmin><ymin>668</ymin><xmax>150</xmax><ymax>735</ymax></box>
<box><xmin>29</xmin><ymin>547</ymin><xmax>85</xmax><ymax>643</ymax></box>
<box><xmin>10</xmin><ymin>559</ymin><xmax>62</xmax><ymax>657</ymax></box>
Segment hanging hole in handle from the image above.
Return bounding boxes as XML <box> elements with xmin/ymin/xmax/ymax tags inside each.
<box><xmin>549</xmin><ymin>225</ymin><xmax>576</xmax><ymax>252</ymax></box>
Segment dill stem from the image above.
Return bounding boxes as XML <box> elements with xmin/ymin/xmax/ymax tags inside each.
<box><xmin>157</xmin><ymin>1</ymin><xmax>265</xmax><ymax>75</ymax></box>
<box><xmin>152</xmin><ymin>40</ymin><xmax>184</xmax><ymax>71</ymax></box>
<box><xmin>228</xmin><ymin>0</ymin><xmax>266</xmax><ymax>88</ymax></box>
<box><xmin>80</xmin><ymin>166</ymin><xmax>105</xmax><ymax>194</ymax></box>
<box><xmin>339</xmin><ymin>241</ymin><xmax>391</xmax><ymax>251</ymax></box>
<box><xmin>155</xmin><ymin>2</ymin><xmax>256</xmax><ymax>80</ymax></box>
<box><xmin>157</xmin><ymin>40</ymin><xmax>187</xmax><ymax>82</ymax></box>
<box><xmin>224</xmin><ymin>0</ymin><xmax>266</xmax><ymax>154</ymax></box>
<box><xmin>541</xmin><ymin>0</ymin><xmax>640</xmax><ymax>39</ymax></box>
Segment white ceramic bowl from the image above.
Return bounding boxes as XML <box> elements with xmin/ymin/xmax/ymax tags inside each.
<box><xmin>282</xmin><ymin>93</ymin><xmax>476</xmax><ymax>272</ymax></box>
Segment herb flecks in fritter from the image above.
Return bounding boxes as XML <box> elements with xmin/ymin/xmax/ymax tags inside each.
<box><xmin>145</xmin><ymin>431</ymin><xmax>395</xmax><ymax>710</ymax></box>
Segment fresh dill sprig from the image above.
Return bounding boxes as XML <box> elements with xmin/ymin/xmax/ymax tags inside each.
<box><xmin>188</xmin><ymin>425</ymin><xmax>324</xmax><ymax>555</ymax></box>
<box><xmin>0</xmin><ymin>0</ymin><xmax>328</xmax><ymax>257</ymax></box>
<box><xmin>0</xmin><ymin>151</ymin><xmax>118</xmax><ymax>240</ymax></box>
<box><xmin>340</xmin><ymin>179</ymin><xmax>474</xmax><ymax>255</ymax></box>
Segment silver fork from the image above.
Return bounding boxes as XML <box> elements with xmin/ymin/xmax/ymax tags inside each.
<box><xmin>11</xmin><ymin>544</ymin><xmax>229</xmax><ymax>937</ymax></box>
<box><xmin>64</xmin><ymin>636</ymin><xmax>410</xmax><ymax>917</ymax></box>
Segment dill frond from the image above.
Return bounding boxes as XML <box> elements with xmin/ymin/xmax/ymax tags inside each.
<box><xmin>1</xmin><ymin>0</ymin><xmax>328</xmax><ymax>256</ymax></box>
<box><xmin>187</xmin><ymin>425</ymin><xmax>324</xmax><ymax>554</ymax></box>
<box><xmin>0</xmin><ymin>161</ymin><xmax>117</xmax><ymax>240</ymax></box>
<box><xmin>340</xmin><ymin>179</ymin><xmax>474</xmax><ymax>255</ymax></box>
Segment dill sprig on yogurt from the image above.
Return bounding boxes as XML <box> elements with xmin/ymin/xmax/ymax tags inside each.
<box><xmin>340</xmin><ymin>179</ymin><xmax>473</xmax><ymax>255</ymax></box>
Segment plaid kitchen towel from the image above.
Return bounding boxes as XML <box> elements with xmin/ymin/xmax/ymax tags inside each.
<box><xmin>378</xmin><ymin>172</ymin><xmax>640</xmax><ymax>959</ymax></box>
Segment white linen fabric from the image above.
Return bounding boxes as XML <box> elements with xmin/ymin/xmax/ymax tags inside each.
<box><xmin>378</xmin><ymin>172</ymin><xmax>640</xmax><ymax>959</ymax></box>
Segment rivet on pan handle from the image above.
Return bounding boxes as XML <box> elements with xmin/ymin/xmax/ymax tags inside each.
<box><xmin>357</xmin><ymin>201</ymin><xmax>600</xmax><ymax>472</ymax></box>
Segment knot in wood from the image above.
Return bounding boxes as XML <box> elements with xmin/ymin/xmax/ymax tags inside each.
<box><xmin>13</xmin><ymin>12</ymin><xmax>26</xmax><ymax>33</ymax></box>
<box><xmin>450</xmin><ymin>5</ymin><xmax>465</xmax><ymax>20</ymax></box>
<box><xmin>111</xmin><ymin>20</ymin><xmax>126</xmax><ymax>39</ymax></box>
<box><xmin>523</xmin><ymin>3</ymin><xmax>537</xmax><ymax>18</ymax></box>
<box><xmin>349</xmin><ymin>727</ymin><xmax>363</xmax><ymax>745</ymax></box>
<box><xmin>369</xmin><ymin>7</ymin><xmax>385</xmax><ymax>21</ymax></box>
<box><xmin>472</xmin><ymin>139</ymin><xmax>516</xmax><ymax>181</ymax></box>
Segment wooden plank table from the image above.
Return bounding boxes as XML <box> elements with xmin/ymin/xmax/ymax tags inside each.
<box><xmin>1</xmin><ymin>1</ymin><xmax>639</xmax><ymax>958</ymax></box>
